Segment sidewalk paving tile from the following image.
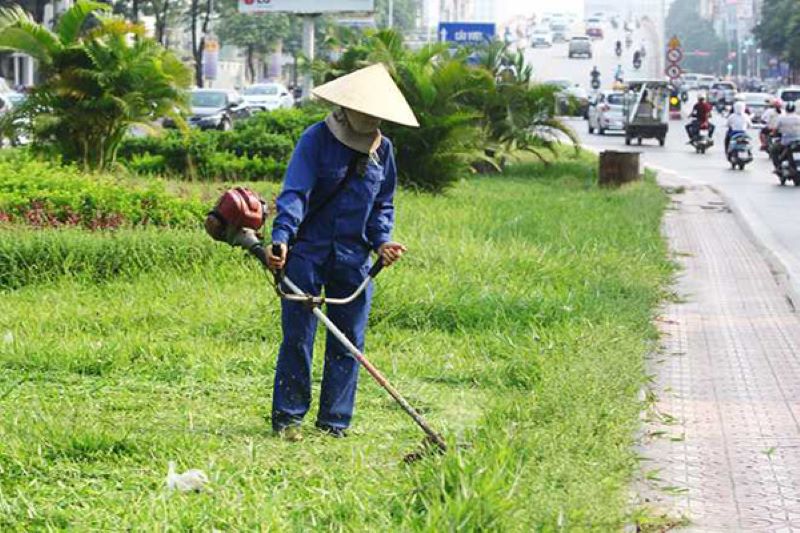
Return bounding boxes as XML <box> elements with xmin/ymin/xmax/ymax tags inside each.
<box><xmin>639</xmin><ymin>181</ymin><xmax>800</xmax><ymax>532</ymax></box>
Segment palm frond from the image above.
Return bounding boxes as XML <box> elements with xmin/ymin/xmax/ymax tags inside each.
<box><xmin>56</xmin><ymin>0</ymin><xmax>110</xmax><ymax>45</ymax></box>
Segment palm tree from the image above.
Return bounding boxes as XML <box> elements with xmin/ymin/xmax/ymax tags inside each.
<box><xmin>471</xmin><ymin>43</ymin><xmax>578</xmax><ymax>165</ymax></box>
<box><xmin>0</xmin><ymin>0</ymin><xmax>190</xmax><ymax>169</ymax></box>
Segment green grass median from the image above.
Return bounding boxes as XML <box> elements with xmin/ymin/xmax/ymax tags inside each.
<box><xmin>0</xmin><ymin>156</ymin><xmax>672</xmax><ymax>530</ymax></box>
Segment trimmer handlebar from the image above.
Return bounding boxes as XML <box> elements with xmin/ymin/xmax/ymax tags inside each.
<box><xmin>266</xmin><ymin>241</ymin><xmax>384</xmax><ymax>307</ymax></box>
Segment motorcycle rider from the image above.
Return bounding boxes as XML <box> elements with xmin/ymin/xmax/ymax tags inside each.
<box><xmin>632</xmin><ymin>50</ymin><xmax>642</xmax><ymax>68</ymax></box>
<box><xmin>614</xmin><ymin>64</ymin><xmax>624</xmax><ymax>82</ymax></box>
<box><xmin>725</xmin><ymin>101</ymin><xmax>752</xmax><ymax>154</ymax></box>
<box><xmin>686</xmin><ymin>94</ymin><xmax>715</xmax><ymax>142</ymax></box>
<box><xmin>773</xmin><ymin>102</ymin><xmax>800</xmax><ymax>171</ymax></box>
<box><xmin>615</xmin><ymin>40</ymin><xmax>622</xmax><ymax>56</ymax></box>
<box><xmin>760</xmin><ymin>98</ymin><xmax>782</xmax><ymax>151</ymax></box>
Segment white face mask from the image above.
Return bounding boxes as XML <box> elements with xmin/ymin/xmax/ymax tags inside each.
<box><xmin>343</xmin><ymin>108</ymin><xmax>382</xmax><ymax>134</ymax></box>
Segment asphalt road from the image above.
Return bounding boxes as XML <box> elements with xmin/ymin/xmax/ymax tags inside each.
<box><xmin>524</xmin><ymin>23</ymin><xmax>800</xmax><ymax>296</ymax></box>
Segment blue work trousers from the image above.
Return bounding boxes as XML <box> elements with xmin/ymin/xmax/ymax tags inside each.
<box><xmin>271</xmin><ymin>253</ymin><xmax>372</xmax><ymax>431</ymax></box>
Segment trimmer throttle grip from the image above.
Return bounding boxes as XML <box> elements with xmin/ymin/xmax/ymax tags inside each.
<box><xmin>271</xmin><ymin>243</ymin><xmax>284</xmax><ymax>283</ymax></box>
<box><xmin>368</xmin><ymin>257</ymin><xmax>384</xmax><ymax>278</ymax></box>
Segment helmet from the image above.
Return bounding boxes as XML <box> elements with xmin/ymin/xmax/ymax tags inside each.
<box><xmin>774</xmin><ymin>98</ymin><xmax>784</xmax><ymax>109</ymax></box>
<box><xmin>205</xmin><ymin>187</ymin><xmax>268</xmax><ymax>244</ymax></box>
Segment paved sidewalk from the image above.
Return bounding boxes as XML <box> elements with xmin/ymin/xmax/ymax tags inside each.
<box><xmin>641</xmin><ymin>178</ymin><xmax>800</xmax><ymax>531</ymax></box>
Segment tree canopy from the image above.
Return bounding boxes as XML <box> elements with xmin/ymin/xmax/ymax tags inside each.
<box><xmin>666</xmin><ymin>0</ymin><xmax>727</xmax><ymax>74</ymax></box>
<box><xmin>374</xmin><ymin>0</ymin><xmax>420</xmax><ymax>32</ymax></box>
<box><xmin>215</xmin><ymin>4</ymin><xmax>290</xmax><ymax>83</ymax></box>
<box><xmin>754</xmin><ymin>0</ymin><xmax>800</xmax><ymax>75</ymax></box>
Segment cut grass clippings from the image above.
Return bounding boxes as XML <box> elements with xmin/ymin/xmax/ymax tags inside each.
<box><xmin>0</xmin><ymin>155</ymin><xmax>673</xmax><ymax>530</ymax></box>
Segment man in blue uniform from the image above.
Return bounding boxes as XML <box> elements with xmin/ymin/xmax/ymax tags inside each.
<box><xmin>266</xmin><ymin>64</ymin><xmax>419</xmax><ymax>440</ymax></box>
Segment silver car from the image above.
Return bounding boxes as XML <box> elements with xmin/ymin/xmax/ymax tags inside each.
<box><xmin>568</xmin><ymin>36</ymin><xmax>592</xmax><ymax>59</ymax></box>
<box><xmin>587</xmin><ymin>90</ymin><xmax>626</xmax><ymax>134</ymax></box>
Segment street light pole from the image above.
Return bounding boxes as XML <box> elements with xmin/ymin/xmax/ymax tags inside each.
<box><xmin>388</xmin><ymin>0</ymin><xmax>394</xmax><ymax>28</ymax></box>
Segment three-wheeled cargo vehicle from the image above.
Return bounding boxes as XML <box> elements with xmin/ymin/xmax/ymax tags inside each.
<box><xmin>623</xmin><ymin>79</ymin><xmax>670</xmax><ymax>146</ymax></box>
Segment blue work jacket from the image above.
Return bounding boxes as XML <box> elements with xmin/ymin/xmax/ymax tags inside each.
<box><xmin>271</xmin><ymin>121</ymin><xmax>397</xmax><ymax>268</ymax></box>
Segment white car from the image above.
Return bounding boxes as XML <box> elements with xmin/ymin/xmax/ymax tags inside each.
<box><xmin>242</xmin><ymin>82</ymin><xmax>295</xmax><ymax>112</ymax></box>
<box><xmin>587</xmin><ymin>90</ymin><xmax>626</xmax><ymax>134</ymax></box>
<box><xmin>739</xmin><ymin>92</ymin><xmax>773</xmax><ymax>124</ymax></box>
<box><xmin>531</xmin><ymin>29</ymin><xmax>552</xmax><ymax>48</ymax></box>
<box><xmin>777</xmin><ymin>86</ymin><xmax>800</xmax><ymax>104</ymax></box>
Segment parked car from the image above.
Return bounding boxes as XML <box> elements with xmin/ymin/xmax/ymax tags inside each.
<box><xmin>531</xmin><ymin>29</ymin><xmax>553</xmax><ymax>48</ymax></box>
<box><xmin>0</xmin><ymin>91</ymin><xmax>30</xmax><ymax>146</ymax></box>
<box><xmin>166</xmin><ymin>89</ymin><xmax>251</xmax><ymax>131</ymax></box>
<box><xmin>587</xmin><ymin>90</ymin><xmax>626</xmax><ymax>134</ymax></box>
<box><xmin>242</xmin><ymin>82</ymin><xmax>295</xmax><ymax>112</ymax></box>
<box><xmin>568</xmin><ymin>36</ymin><xmax>592</xmax><ymax>59</ymax></box>
<box><xmin>777</xmin><ymin>86</ymin><xmax>800</xmax><ymax>104</ymax></box>
<box><xmin>739</xmin><ymin>92</ymin><xmax>773</xmax><ymax>124</ymax></box>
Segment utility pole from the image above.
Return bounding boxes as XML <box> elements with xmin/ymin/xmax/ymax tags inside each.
<box><xmin>388</xmin><ymin>0</ymin><xmax>394</xmax><ymax>28</ymax></box>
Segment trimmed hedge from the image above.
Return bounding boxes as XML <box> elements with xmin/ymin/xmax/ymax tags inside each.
<box><xmin>118</xmin><ymin>107</ymin><xmax>326</xmax><ymax>181</ymax></box>
<box><xmin>0</xmin><ymin>152</ymin><xmax>205</xmax><ymax>229</ymax></box>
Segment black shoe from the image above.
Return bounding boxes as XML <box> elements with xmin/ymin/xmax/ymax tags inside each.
<box><xmin>315</xmin><ymin>423</ymin><xmax>347</xmax><ymax>438</ymax></box>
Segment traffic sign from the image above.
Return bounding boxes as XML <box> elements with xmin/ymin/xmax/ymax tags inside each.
<box><xmin>438</xmin><ymin>22</ymin><xmax>496</xmax><ymax>45</ymax></box>
<box><xmin>667</xmin><ymin>48</ymin><xmax>683</xmax><ymax>63</ymax></box>
<box><xmin>668</xmin><ymin>35</ymin><xmax>681</xmax><ymax>50</ymax></box>
<box><xmin>665</xmin><ymin>64</ymin><xmax>682</xmax><ymax>79</ymax></box>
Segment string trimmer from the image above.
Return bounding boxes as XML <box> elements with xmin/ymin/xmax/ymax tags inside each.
<box><xmin>205</xmin><ymin>187</ymin><xmax>447</xmax><ymax>455</ymax></box>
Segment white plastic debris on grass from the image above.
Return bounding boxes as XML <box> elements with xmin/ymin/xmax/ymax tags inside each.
<box><xmin>166</xmin><ymin>461</ymin><xmax>210</xmax><ymax>493</ymax></box>
<box><xmin>2</xmin><ymin>331</ymin><xmax>13</xmax><ymax>344</ymax></box>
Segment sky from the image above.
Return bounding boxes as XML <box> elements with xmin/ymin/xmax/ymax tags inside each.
<box><xmin>422</xmin><ymin>0</ymin><xmax>587</xmax><ymax>28</ymax></box>
<box><xmin>496</xmin><ymin>0</ymin><xmax>584</xmax><ymax>23</ymax></box>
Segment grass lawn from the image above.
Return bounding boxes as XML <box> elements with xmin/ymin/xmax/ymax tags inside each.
<box><xmin>0</xmin><ymin>155</ymin><xmax>672</xmax><ymax>530</ymax></box>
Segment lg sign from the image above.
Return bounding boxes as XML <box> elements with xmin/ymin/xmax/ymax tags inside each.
<box><xmin>238</xmin><ymin>0</ymin><xmax>374</xmax><ymax>13</ymax></box>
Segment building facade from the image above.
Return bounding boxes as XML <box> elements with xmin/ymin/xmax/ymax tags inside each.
<box><xmin>439</xmin><ymin>0</ymin><xmax>474</xmax><ymax>22</ymax></box>
<box><xmin>472</xmin><ymin>0</ymin><xmax>495</xmax><ymax>23</ymax></box>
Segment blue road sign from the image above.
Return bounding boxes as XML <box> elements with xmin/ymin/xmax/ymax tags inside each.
<box><xmin>438</xmin><ymin>22</ymin><xmax>496</xmax><ymax>45</ymax></box>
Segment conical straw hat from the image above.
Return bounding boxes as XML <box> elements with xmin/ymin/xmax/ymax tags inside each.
<box><xmin>312</xmin><ymin>63</ymin><xmax>419</xmax><ymax>127</ymax></box>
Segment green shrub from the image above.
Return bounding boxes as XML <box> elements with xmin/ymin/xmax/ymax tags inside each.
<box><xmin>0</xmin><ymin>153</ymin><xmax>204</xmax><ymax>228</ymax></box>
<box><xmin>117</xmin><ymin>107</ymin><xmax>327</xmax><ymax>181</ymax></box>
<box><xmin>233</xmin><ymin>106</ymin><xmax>327</xmax><ymax>142</ymax></box>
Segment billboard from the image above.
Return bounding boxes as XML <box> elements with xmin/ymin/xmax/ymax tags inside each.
<box><xmin>239</xmin><ymin>0</ymin><xmax>374</xmax><ymax>14</ymax></box>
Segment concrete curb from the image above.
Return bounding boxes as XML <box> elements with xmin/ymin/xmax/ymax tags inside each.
<box><xmin>645</xmin><ymin>160</ymin><xmax>800</xmax><ymax>309</ymax></box>
<box><xmin>582</xmin><ymin>143</ymin><xmax>800</xmax><ymax>308</ymax></box>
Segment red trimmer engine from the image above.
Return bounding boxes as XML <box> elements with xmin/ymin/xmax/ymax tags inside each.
<box><xmin>205</xmin><ymin>187</ymin><xmax>267</xmax><ymax>243</ymax></box>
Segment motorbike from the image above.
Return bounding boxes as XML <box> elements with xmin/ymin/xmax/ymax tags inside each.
<box><xmin>766</xmin><ymin>131</ymin><xmax>782</xmax><ymax>158</ymax></box>
<box><xmin>776</xmin><ymin>140</ymin><xmax>800</xmax><ymax>186</ymax></box>
<box><xmin>615</xmin><ymin>43</ymin><xmax>622</xmax><ymax>57</ymax></box>
<box><xmin>633</xmin><ymin>56</ymin><xmax>642</xmax><ymax>70</ymax></box>
<box><xmin>726</xmin><ymin>132</ymin><xmax>753</xmax><ymax>170</ymax></box>
<box><xmin>690</xmin><ymin>122</ymin><xmax>714</xmax><ymax>154</ymax></box>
